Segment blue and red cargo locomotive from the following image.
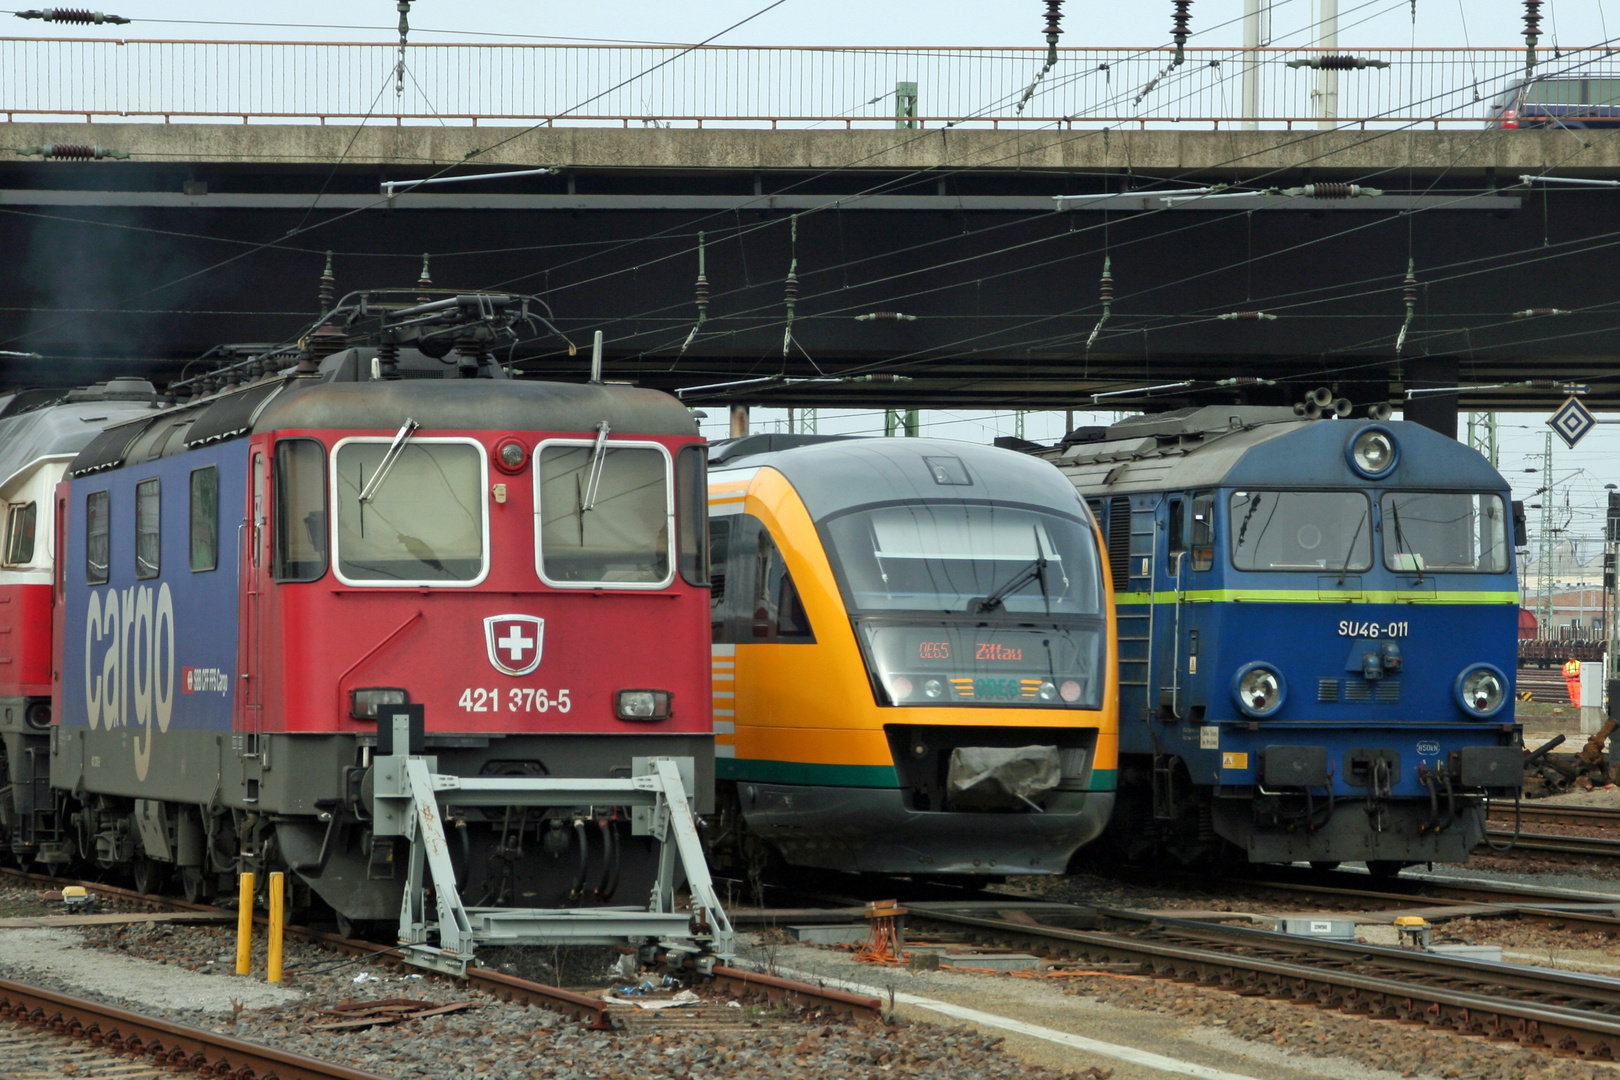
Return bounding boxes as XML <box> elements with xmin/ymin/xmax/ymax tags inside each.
<box><xmin>0</xmin><ymin>290</ymin><xmax>715</xmax><ymax>932</ymax></box>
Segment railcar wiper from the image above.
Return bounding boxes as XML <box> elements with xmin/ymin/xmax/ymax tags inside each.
<box><xmin>1335</xmin><ymin>510</ymin><xmax>1367</xmax><ymax>586</ymax></box>
<box><xmin>974</xmin><ymin>527</ymin><xmax>1051</xmax><ymax>614</ymax></box>
<box><xmin>358</xmin><ymin>417</ymin><xmax>420</xmax><ymax>504</ymax></box>
<box><xmin>1390</xmin><ymin>502</ymin><xmax>1425</xmax><ymax>584</ymax></box>
<box><xmin>580</xmin><ymin>421</ymin><xmax>612</xmax><ymax>512</ymax></box>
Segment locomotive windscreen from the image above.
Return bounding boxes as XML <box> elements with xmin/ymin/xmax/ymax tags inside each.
<box><xmin>334</xmin><ymin>440</ymin><xmax>485</xmax><ymax>583</ymax></box>
<box><xmin>821</xmin><ymin>502</ymin><xmax>1101</xmax><ymax>616</ymax></box>
<box><xmin>537</xmin><ymin>444</ymin><xmax>671</xmax><ymax>585</ymax></box>
<box><xmin>1229</xmin><ymin>490</ymin><xmax>1371</xmax><ymax>572</ymax></box>
<box><xmin>1380</xmin><ymin>491</ymin><xmax>1509</xmax><ymax>573</ymax></box>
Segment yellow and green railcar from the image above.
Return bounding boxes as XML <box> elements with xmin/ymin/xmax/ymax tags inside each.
<box><xmin>706</xmin><ymin>435</ymin><xmax>1117</xmax><ymax>875</ymax></box>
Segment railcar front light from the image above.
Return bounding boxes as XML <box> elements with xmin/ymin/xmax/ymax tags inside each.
<box><xmin>1233</xmin><ymin>663</ymin><xmax>1285</xmax><ymax>718</ymax></box>
<box><xmin>1059</xmin><ymin>679</ymin><xmax>1082</xmax><ymax>703</ymax></box>
<box><xmin>1348</xmin><ymin>427</ymin><xmax>1398</xmax><ymax>479</ymax></box>
<box><xmin>1455</xmin><ymin>665</ymin><xmax>1507</xmax><ymax>718</ymax></box>
<box><xmin>350</xmin><ymin>687</ymin><xmax>408</xmax><ymax>720</ymax></box>
<box><xmin>922</xmin><ymin>678</ymin><xmax>945</xmax><ymax>700</ymax></box>
<box><xmin>888</xmin><ymin>675</ymin><xmax>915</xmax><ymax>702</ymax></box>
<box><xmin>615</xmin><ymin>689</ymin><xmax>673</xmax><ymax>721</ymax></box>
<box><xmin>1037</xmin><ymin>680</ymin><xmax>1058</xmax><ymax>702</ymax></box>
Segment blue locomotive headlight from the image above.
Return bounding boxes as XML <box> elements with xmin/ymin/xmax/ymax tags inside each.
<box><xmin>1454</xmin><ymin>665</ymin><xmax>1507</xmax><ymax>718</ymax></box>
<box><xmin>1347</xmin><ymin>426</ymin><xmax>1399</xmax><ymax>479</ymax></box>
<box><xmin>1232</xmin><ymin>663</ymin><xmax>1286</xmax><ymax>719</ymax></box>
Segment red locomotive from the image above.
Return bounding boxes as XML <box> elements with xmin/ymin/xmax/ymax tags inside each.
<box><xmin>0</xmin><ymin>289</ymin><xmax>720</xmax><ymax>954</ymax></box>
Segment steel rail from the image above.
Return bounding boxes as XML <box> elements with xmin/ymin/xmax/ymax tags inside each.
<box><xmin>0</xmin><ymin>975</ymin><xmax>389</xmax><ymax>1080</ymax></box>
<box><xmin>905</xmin><ymin>908</ymin><xmax>1620</xmax><ymax>1057</ymax></box>
<box><xmin>0</xmin><ymin>866</ymin><xmax>880</xmax><ymax>1024</ymax></box>
<box><xmin>1489</xmin><ymin>804</ymin><xmax>1620</xmax><ymax>828</ymax></box>
<box><xmin>1487</xmin><ymin>831</ymin><xmax>1620</xmax><ymax>858</ymax></box>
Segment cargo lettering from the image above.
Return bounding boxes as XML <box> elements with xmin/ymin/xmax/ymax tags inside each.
<box><xmin>83</xmin><ymin>583</ymin><xmax>175</xmax><ymax>782</ymax></box>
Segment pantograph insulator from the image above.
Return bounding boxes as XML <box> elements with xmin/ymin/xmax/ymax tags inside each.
<box><xmin>15</xmin><ymin>8</ymin><xmax>129</xmax><ymax>23</ymax></box>
<box><xmin>1285</xmin><ymin>55</ymin><xmax>1390</xmax><ymax>71</ymax></box>
<box><xmin>16</xmin><ymin>143</ymin><xmax>127</xmax><ymax>160</ymax></box>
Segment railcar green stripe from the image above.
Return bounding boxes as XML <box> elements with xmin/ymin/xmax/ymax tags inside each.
<box><xmin>717</xmin><ymin>759</ymin><xmax>1118</xmax><ymax>792</ymax></box>
<box><xmin>1114</xmin><ymin>589</ymin><xmax>1518</xmax><ymax>605</ymax></box>
<box><xmin>718</xmin><ymin>759</ymin><xmax>900</xmax><ymax>787</ymax></box>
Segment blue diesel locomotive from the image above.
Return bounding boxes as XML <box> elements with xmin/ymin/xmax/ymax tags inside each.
<box><xmin>1031</xmin><ymin>406</ymin><xmax>1524</xmax><ymax>873</ymax></box>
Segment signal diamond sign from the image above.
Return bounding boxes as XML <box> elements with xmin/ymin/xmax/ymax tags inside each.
<box><xmin>1550</xmin><ymin>396</ymin><xmax>1596</xmax><ymax>448</ymax></box>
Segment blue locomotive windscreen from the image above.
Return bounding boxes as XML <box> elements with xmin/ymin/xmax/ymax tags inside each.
<box><xmin>1380</xmin><ymin>491</ymin><xmax>1509</xmax><ymax>573</ymax></box>
<box><xmin>822</xmin><ymin>503</ymin><xmax>1102</xmax><ymax>616</ymax></box>
<box><xmin>1229</xmin><ymin>490</ymin><xmax>1371</xmax><ymax>572</ymax></box>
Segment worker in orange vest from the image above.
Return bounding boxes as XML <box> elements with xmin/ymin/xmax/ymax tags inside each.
<box><xmin>1564</xmin><ymin>657</ymin><xmax>1583</xmax><ymax>705</ymax></box>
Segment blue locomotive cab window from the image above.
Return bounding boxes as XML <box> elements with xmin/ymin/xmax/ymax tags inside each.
<box><xmin>135</xmin><ymin>479</ymin><xmax>160</xmax><ymax>579</ymax></box>
<box><xmin>823</xmin><ymin>503</ymin><xmax>1101</xmax><ymax>616</ymax></box>
<box><xmin>85</xmin><ymin>489</ymin><xmax>109</xmax><ymax>585</ymax></box>
<box><xmin>1190</xmin><ymin>492</ymin><xmax>1215</xmax><ymax>571</ymax></box>
<box><xmin>1381</xmin><ymin>492</ymin><xmax>1509</xmax><ymax>573</ymax></box>
<box><xmin>334</xmin><ymin>439</ymin><xmax>483</xmax><ymax>585</ymax></box>
<box><xmin>1230</xmin><ymin>490</ymin><xmax>1370</xmax><ymax>572</ymax></box>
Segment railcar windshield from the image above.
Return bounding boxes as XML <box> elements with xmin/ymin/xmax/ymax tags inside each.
<box><xmin>333</xmin><ymin>440</ymin><xmax>486</xmax><ymax>583</ymax></box>
<box><xmin>822</xmin><ymin>502</ymin><xmax>1102</xmax><ymax>615</ymax></box>
<box><xmin>1229</xmin><ymin>490</ymin><xmax>1371</xmax><ymax>572</ymax></box>
<box><xmin>1380</xmin><ymin>491</ymin><xmax>1509</xmax><ymax>573</ymax></box>
<box><xmin>536</xmin><ymin>443</ymin><xmax>671</xmax><ymax>586</ymax></box>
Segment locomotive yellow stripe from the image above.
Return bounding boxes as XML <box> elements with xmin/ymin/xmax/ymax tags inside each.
<box><xmin>1115</xmin><ymin>589</ymin><xmax>1519</xmax><ymax>605</ymax></box>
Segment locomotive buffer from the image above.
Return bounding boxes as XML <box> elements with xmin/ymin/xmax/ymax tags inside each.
<box><xmin>371</xmin><ymin>710</ymin><xmax>735</xmax><ymax>975</ymax></box>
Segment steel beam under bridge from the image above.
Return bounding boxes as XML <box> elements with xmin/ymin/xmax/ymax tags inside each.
<box><xmin>2</xmin><ymin>124</ymin><xmax>1619</xmax><ymax>414</ymax></box>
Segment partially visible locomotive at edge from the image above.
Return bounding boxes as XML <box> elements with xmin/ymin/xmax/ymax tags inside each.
<box><xmin>704</xmin><ymin>435</ymin><xmax>1117</xmax><ymax>877</ymax></box>
<box><xmin>0</xmin><ymin>290</ymin><xmax>716</xmax><ymax>936</ymax></box>
<box><xmin>1030</xmin><ymin>406</ymin><xmax>1523</xmax><ymax>874</ymax></box>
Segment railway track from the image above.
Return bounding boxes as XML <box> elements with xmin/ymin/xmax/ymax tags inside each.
<box><xmin>1485</xmin><ymin>802</ymin><xmax>1620</xmax><ymax>858</ymax></box>
<box><xmin>0</xmin><ymin>867</ymin><xmax>881</xmax><ymax>1025</ymax></box>
<box><xmin>0</xmin><ymin>974</ymin><xmax>387</xmax><ymax>1080</ymax></box>
<box><xmin>907</xmin><ymin>902</ymin><xmax>1620</xmax><ymax>1057</ymax></box>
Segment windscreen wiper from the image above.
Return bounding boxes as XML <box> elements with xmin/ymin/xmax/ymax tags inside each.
<box><xmin>1390</xmin><ymin>502</ymin><xmax>1425</xmax><ymax>584</ymax></box>
<box><xmin>358</xmin><ymin>417</ymin><xmax>420</xmax><ymax>504</ymax></box>
<box><xmin>580</xmin><ymin>421</ymin><xmax>612</xmax><ymax>512</ymax></box>
<box><xmin>974</xmin><ymin>528</ymin><xmax>1050</xmax><ymax>614</ymax></box>
<box><xmin>1336</xmin><ymin>511</ymin><xmax>1366</xmax><ymax>586</ymax></box>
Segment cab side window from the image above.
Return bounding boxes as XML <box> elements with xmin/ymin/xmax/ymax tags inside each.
<box><xmin>1190</xmin><ymin>491</ymin><xmax>1215</xmax><ymax>572</ymax></box>
<box><xmin>85</xmin><ymin>490</ymin><xmax>109</xmax><ymax>585</ymax></box>
<box><xmin>712</xmin><ymin>514</ymin><xmax>813</xmax><ymax>644</ymax></box>
<box><xmin>4</xmin><ymin>502</ymin><xmax>35</xmax><ymax>566</ymax></box>
<box><xmin>709</xmin><ymin>516</ymin><xmax>732</xmax><ymax>641</ymax></box>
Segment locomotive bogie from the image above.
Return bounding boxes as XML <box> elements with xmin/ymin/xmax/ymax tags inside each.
<box><xmin>707</xmin><ymin>436</ymin><xmax>1119</xmax><ymax>876</ymax></box>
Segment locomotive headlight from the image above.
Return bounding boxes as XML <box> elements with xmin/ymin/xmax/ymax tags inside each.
<box><xmin>1454</xmin><ymin>665</ymin><xmax>1507</xmax><ymax>718</ymax></box>
<box><xmin>1348</xmin><ymin>427</ymin><xmax>1399</xmax><ymax>479</ymax></box>
<box><xmin>1037</xmin><ymin>680</ymin><xmax>1058</xmax><ymax>702</ymax></box>
<box><xmin>922</xmin><ymin>678</ymin><xmax>945</xmax><ymax>700</ymax></box>
<box><xmin>350</xmin><ymin>687</ymin><xmax>408</xmax><ymax>720</ymax></box>
<box><xmin>1233</xmin><ymin>663</ymin><xmax>1286</xmax><ymax>718</ymax></box>
<box><xmin>615</xmin><ymin>689</ymin><xmax>673</xmax><ymax>721</ymax></box>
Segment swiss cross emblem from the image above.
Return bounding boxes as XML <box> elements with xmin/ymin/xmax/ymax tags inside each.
<box><xmin>483</xmin><ymin>615</ymin><xmax>544</xmax><ymax>677</ymax></box>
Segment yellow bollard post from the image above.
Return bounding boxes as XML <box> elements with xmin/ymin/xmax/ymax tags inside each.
<box><xmin>235</xmin><ymin>872</ymin><xmax>254</xmax><ymax>975</ymax></box>
<box><xmin>267</xmin><ymin>871</ymin><xmax>285</xmax><ymax>983</ymax></box>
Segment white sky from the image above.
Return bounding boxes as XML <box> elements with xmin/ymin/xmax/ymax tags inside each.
<box><xmin>39</xmin><ymin>1</ymin><xmax>1614</xmax><ymax>50</ymax></box>
<box><xmin>15</xmin><ymin>0</ymin><xmax>1620</xmax><ymax>563</ymax></box>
